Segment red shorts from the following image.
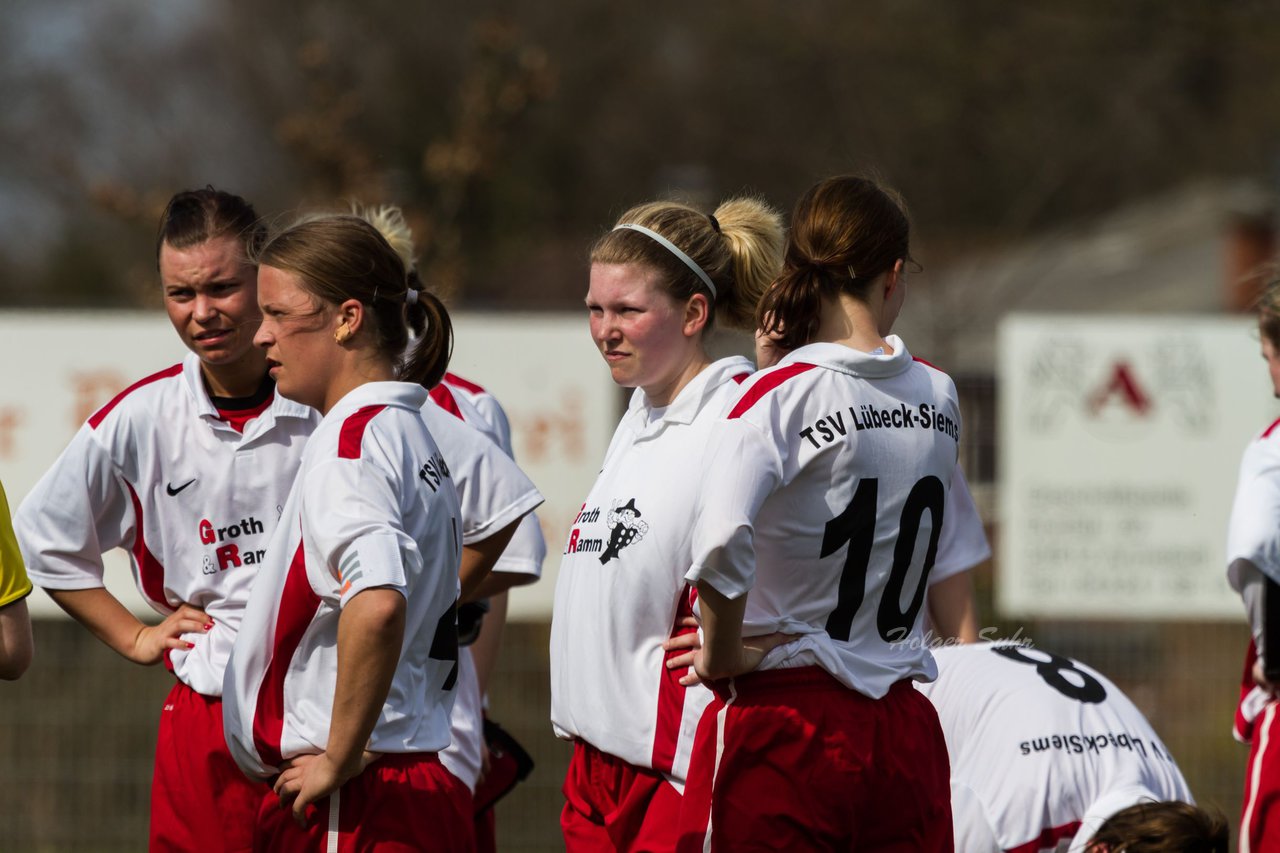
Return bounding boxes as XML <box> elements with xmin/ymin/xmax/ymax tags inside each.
<box><xmin>151</xmin><ymin>680</ymin><xmax>270</xmax><ymax>852</ymax></box>
<box><xmin>676</xmin><ymin>668</ymin><xmax>952</xmax><ymax>853</ymax></box>
<box><xmin>253</xmin><ymin>752</ymin><xmax>474</xmax><ymax>853</ymax></box>
<box><xmin>561</xmin><ymin>739</ymin><xmax>684</xmax><ymax>852</ymax></box>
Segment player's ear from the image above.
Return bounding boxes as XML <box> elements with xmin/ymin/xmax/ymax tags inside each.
<box><xmin>336</xmin><ymin>299</ymin><xmax>365</xmax><ymax>337</ymax></box>
<box><xmin>683</xmin><ymin>293</ymin><xmax>710</xmax><ymax>338</ymax></box>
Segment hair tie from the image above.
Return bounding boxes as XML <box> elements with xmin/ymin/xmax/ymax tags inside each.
<box><xmin>708</xmin><ymin>214</ymin><xmax>721</xmax><ymax>233</ymax></box>
<box><xmin>405</xmin><ymin>287</ymin><xmax>420</xmax><ymax>305</ymax></box>
<box><xmin>613</xmin><ymin>223</ymin><xmax>717</xmax><ymax>300</ymax></box>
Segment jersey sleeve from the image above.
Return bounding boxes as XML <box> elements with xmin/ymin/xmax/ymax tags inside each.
<box><xmin>302</xmin><ymin>457</ymin><xmax>413</xmax><ymax>607</ymax></box>
<box><xmin>687</xmin><ymin>417</ymin><xmax>785</xmax><ymax>599</ymax></box>
<box><xmin>14</xmin><ymin>425</ymin><xmax>135</xmax><ymax>590</ymax></box>
<box><xmin>1228</xmin><ymin>439</ymin><xmax>1280</xmax><ymax>586</ymax></box>
<box><xmin>0</xmin><ymin>481</ymin><xmax>32</xmax><ymax>608</ymax></box>
<box><xmin>453</xmin><ymin>438</ymin><xmax>544</xmax><ymax>547</ymax></box>
<box><xmin>929</xmin><ymin>464</ymin><xmax>991</xmax><ymax>585</ymax></box>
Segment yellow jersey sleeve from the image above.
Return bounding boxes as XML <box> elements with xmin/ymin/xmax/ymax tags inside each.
<box><xmin>0</xmin><ymin>481</ymin><xmax>32</xmax><ymax>608</ymax></box>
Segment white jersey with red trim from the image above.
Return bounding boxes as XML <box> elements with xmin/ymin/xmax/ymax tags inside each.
<box><xmin>550</xmin><ymin>355</ymin><xmax>754</xmax><ymax>785</ymax></box>
<box><xmin>443</xmin><ymin>372</ymin><xmax>514</xmax><ymax>455</ymax></box>
<box><xmin>222</xmin><ymin>382</ymin><xmax>462</xmax><ymax>779</ymax></box>
<box><xmin>419</xmin><ymin>398</ymin><xmax>543</xmax><ymax>548</ymax></box>
<box><xmin>688</xmin><ymin>339</ymin><xmax>959</xmax><ymax>698</ymax></box>
<box><xmin>433</xmin><ymin>379</ymin><xmax>546</xmax><ymax>579</ymax></box>
<box><xmin>418</xmin><ymin>393</ymin><xmax>544</xmax><ymax>792</ymax></box>
<box><xmin>14</xmin><ymin>353</ymin><xmax>318</xmax><ymax>696</ymax></box>
<box><xmin>916</xmin><ymin>643</ymin><xmax>1193</xmax><ymax>853</ymax></box>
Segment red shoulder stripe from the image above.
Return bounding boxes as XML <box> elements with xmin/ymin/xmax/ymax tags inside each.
<box><xmin>89</xmin><ymin>363</ymin><xmax>184</xmax><ymax>429</ymax></box>
<box><xmin>912</xmin><ymin>356</ymin><xmax>940</xmax><ymax>371</ymax></box>
<box><xmin>1262</xmin><ymin>416</ymin><xmax>1280</xmax><ymax>439</ymax></box>
<box><xmin>443</xmin><ymin>372</ymin><xmax>487</xmax><ymax>396</ymax></box>
<box><xmin>731</xmin><ymin>371</ymin><xmax>751</xmax><ymax>385</ymax></box>
<box><xmin>728</xmin><ymin>363</ymin><xmax>817</xmax><ymax>419</ymax></box>
<box><xmin>337</xmin><ymin>405</ymin><xmax>387</xmax><ymax>459</ymax></box>
<box><xmin>430</xmin><ymin>384</ymin><xmax>465</xmax><ymax>421</ymax></box>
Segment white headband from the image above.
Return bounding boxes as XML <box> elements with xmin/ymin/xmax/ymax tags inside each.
<box><xmin>613</xmin><ymin>223</ymin><xmax>717</xmax><ymax>299</ymax></box>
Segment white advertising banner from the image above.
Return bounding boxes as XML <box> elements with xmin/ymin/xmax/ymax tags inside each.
<box><xmin>0</xmin><ymin>311</ymin><xmax>617</xmax><ymax>621</ymax></box>
<box><xmin>998</xmin><ymin>314</ymin><xmax>1277</xmax><ymax>620</ymax></box>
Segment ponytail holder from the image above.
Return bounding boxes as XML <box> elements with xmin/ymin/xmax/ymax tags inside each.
<box><xmin>405</xmin><ymin>287</ymin><xmax>420</xmax><ymax>305</ymax></box>
<box><xmin>708</xmin><ymin>214</ymin><xmax>721</xmax><ymax>233</ymax></box>
<box><xmin>613</xmin><ymin>223</ymin><xmax>717</xmax><ymax>300</ymax></box>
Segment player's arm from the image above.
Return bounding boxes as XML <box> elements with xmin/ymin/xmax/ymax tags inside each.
<box><xmin>17</xmin><ymin>430</ymin><xmax>208</xmax><ymax>665</ymax></box>
<box><xmin>0</xmin><ymin>482</ymin><xmax>34</xmax><ymax>679</ymax></box>
<box><xmin>0</xmin><ymin>598</ymin><xmax>32</xmax><ymax>680</ymax></box>
<box><xmin>460</xmin><ymin>517</ymin><xmax>522</xmax><ymax>603</ymax></box>
<box><xmin>927</xmin><ymin>571</ymin><xmax>979</xmax><ymax>644</ymax></box>
<box><xmin>45</xmin><ymin>587</ymin><xmax>209</xmax><ymax>666</ymax></box>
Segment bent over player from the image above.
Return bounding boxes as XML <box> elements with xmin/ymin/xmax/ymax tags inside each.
<box><xmin>15</xmin><ymin>188</ymin><xmax>318</xmax><ymax>851</ymax></box>
<box><xmin>917</xmin><ymin>642</ymin><xmax>1203</xmax><ymax>852</ymax></box>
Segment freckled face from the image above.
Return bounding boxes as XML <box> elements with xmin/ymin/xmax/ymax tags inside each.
<box><xmin>253</xmin><ymin>265</ymin><xmax>336</xmax><ymax>410</ymax></box>
<box><xmin>586</xmin><ymin>263</ymin><xmax>696</xmax><ymax>400</ymax></box>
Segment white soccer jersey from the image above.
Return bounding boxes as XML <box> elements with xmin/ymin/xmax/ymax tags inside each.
<box><xmin>916</xmin><ymin>643</ymin><xmax>1193</xmax><ymax>853</ymax></box>
<box><xmin>15</xmin><ymin>354</ymin><xmax>318</xmax><ymax>696</ymax></box>
<box><xmin>440</xmin><ymin>647</ymin><xmax>485</xmax><ymax>791</ymax></box>
<box><xmin>688</xmin><ymin>339</ymin><xmax>960</xmax><ymax>698</ymax></box>
<box><xmin>1227</xmin><ymin>416</ymin><xmax>1280</xmax><ymax>589</ymax></box>
<box><xmin>433</xmin><ymin>379</ymin><xmax>546</xmax><ymax>579</ymax></box>
<box><xmin>550</xmin><ymin>356</ymin><xmax>754</xmax><ymax>784</ymax></box>
<box><xmin>223</xmin><ymin>382</ymin><xmax>462</xmax><ymax>779</ymax></box>
<box><xmin>420</xmin><ymin>398</ymin><xmax>544</xmax><ymax>548</ymax></box>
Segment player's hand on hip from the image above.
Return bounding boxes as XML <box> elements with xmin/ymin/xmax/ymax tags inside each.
<box><xmin>663</xmin><ymin>617</ymin><xmax>705</xmax><ymax>686</ymax></box>
<box><xmin>691</xmin><ymin>631</ymin><xmax>801</xmax><ymax>684</ymax></box>
<box><xmin>129</xmin><ymin>603</ymin><xmax>213</xmax><ymax>665</ymax></box>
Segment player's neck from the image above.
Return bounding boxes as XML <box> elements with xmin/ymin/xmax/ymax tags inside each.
<box><xmin>814</xmin><ymin>293</ymin><xmax>892</xmax><ymax>355</ymax></box>
<box><xmin>201</xmin><ymin>350</ymin><xmax>270</xmax><ymax>398</ymax></box>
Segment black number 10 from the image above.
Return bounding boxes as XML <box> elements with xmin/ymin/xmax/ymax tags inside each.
<box><xmin>822</xmin><ymin>475</ymin><xmax>945</xmax><ymax>642</ymax></box>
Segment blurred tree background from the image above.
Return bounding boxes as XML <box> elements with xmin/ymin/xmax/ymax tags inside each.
<box><xmin>3</xmin><ymin>0</ymin><xmax>1280</xmax><ymax>311</ymax></box>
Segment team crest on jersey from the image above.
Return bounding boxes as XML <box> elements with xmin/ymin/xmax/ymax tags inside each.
<box><xmin>600</xmin><ymin>498</ymin><xmax>647</xmax><ymax>564</ymax></box>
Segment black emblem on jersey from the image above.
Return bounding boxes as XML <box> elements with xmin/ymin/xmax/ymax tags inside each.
<box><xmin>166</xmin><ymin>479</ymin><xmax>196</xmax><ymax>496</ymax></box>
<box><xmin>599</xmin><ymin>498</ymin><xmax>648</xmax><ymax>565</ymax></box>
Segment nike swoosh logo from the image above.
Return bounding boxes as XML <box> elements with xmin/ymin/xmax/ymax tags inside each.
<box><xmin>166</xmin><ymin>479</ymin><xmax>196</xmax><ymax>496</ymax></box>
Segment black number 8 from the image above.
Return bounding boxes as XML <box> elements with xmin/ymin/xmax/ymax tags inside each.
<box><xmin>991</xmin><ymin>645</ymin><xmax>1107</xmax><ymax>704</ymax></box>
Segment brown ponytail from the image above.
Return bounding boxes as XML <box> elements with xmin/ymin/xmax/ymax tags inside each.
<box><xmin>254</xmin><ymin>214</ymin><xmax>451</xmax><ymax>384</ymax></box>
<box><xmin>759</xmin><ymin>176</ymin><xmax>912</xmax><ymax>351</ymax></box>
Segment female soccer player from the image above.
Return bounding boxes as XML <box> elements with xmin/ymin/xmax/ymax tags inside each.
<box><xmin>677</xmin><ymin>175</ymin><xmax>957</xmax><ymax>851</ymax></box>
<box><xmin>549</xmin><ymin>196</ymin><xmax>784</xmax><ymax>850</ymax></box>
<box><xmin>221</xmin><ymin>214</ymin><xmax>471</xmax><ymax>851</ymax></box>
<box><xmin>1226</xmin><ymin>275</ymin><xmax>1280</xmax><ymax>853</ymax></box>
<box><xmin>15</xmin><ymin>187</ymin><xmax>318</xmax><ymax>851</ymax></box>
<box><xmin>918</xmin><ymin>642</ymin><xmax>1198</xmax><ymax>852</ymax></box>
